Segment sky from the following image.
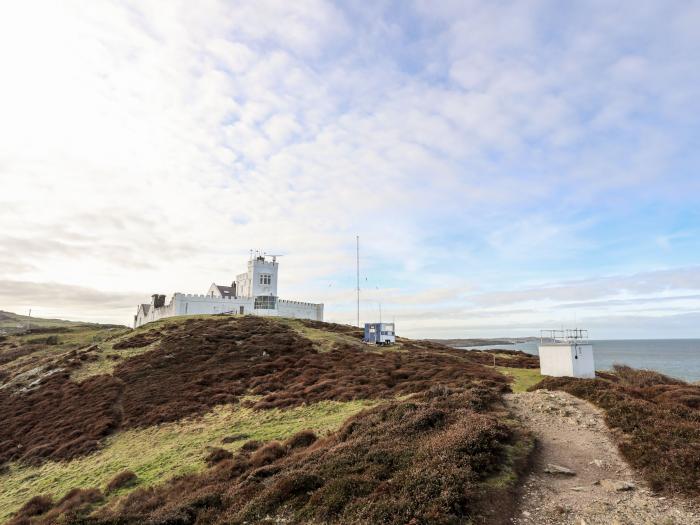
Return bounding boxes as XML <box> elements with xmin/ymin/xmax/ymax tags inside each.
<box><xmin>1</xmin><ymin>0</ymin><xmax>699</xmax><ymax>338</ymax></box>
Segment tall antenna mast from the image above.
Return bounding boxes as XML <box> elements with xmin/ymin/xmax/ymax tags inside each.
<box><xmin>356</xmin><ymin>235</ymin><xmax>360</xmax><ymax>327</ymax></box>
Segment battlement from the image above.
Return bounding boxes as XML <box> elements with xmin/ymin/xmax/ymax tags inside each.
<box><xmin>174</xmin><ymin>293</ymin><xmax>239</xmax><ymax>300</ymax></box>
<box><xmin>278</xmin><ymin>299</ymin><xmax>323</xmax><ymax>307</ymax></box>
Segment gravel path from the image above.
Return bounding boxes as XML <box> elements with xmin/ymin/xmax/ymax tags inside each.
<box><xmin>506</xmin><ymin>390</ymin><xmax>699</xmax><ymax>525</ymax></box>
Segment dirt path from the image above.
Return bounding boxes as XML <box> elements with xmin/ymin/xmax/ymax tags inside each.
<box><xmin>506</xmin><ymin>390</ymin><xmax>699</xmax><ymax>525</ymax></box>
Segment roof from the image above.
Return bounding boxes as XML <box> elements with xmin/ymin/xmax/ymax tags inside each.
<box><xmin>215</xmin><ymin>285</ymin><xmax>236</xmax><ymax>297</ymax></box>
<box><xmin>139</xmin><ymin>304</ymin><xmax>151</xmax><ymax>315</ymax></box>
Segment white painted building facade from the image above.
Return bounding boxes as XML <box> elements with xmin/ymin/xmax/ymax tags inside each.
<box><xmin>134</xmin><ymin>254</ymin><xmax>323</xmax><ymax>327</ymax></box>
<box><xmin>538</xmin><ymin>329</ymin><xmax>595</xmax><ymax>378</ymax></box>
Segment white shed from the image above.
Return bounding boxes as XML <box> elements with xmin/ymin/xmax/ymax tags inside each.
<box><xmin>538</xmin><ymin>329</ymin><xmax>595</xmax><ymax>378</ymax></box>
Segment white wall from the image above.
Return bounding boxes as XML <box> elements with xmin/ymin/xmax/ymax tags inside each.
<box><xmin>135</xmin><ymin>294</ymin><xmax>323</xmax><ymax>327</ymax></box>
<box><xmin>251</xmin><ymin>258</ymin><xmax>278</xmax><ymax>297</ymax></box>
<box><xmin>571</xmin><ymin>344</ymin><xmax>595</xmax><ymax>378</ymax></box>
<box><xmin>539</xmin><ymin>344</ymin><xmax>595</xmax><ymax>378</ymax></box>
<box><xmin>277</xmin><ymin>299</ymin><xmax>323</xmax><ymax>320</ymax></box>
<box><xmin>172</xmin><ymin>294</ymin><xmax>251</xmax><ymax>316</ymax></box>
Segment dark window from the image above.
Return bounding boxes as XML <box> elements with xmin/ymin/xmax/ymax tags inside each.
<box><xmin>254</xmin><ymin>296</ymin><xmax>277</xmax><ymax>309</ymax></box>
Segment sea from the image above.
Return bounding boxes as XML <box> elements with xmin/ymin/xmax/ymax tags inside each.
<box><xmin>460</xmin><ymin>339</ymin><xmax>700</xmax><ymax>383</ymax></box>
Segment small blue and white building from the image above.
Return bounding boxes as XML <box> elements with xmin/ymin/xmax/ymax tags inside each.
<box><xmin>364</xmin><ymin>322</ymin><xmax>396</xmax><ymax>345</ymax></box>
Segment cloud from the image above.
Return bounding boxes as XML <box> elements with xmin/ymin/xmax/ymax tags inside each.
<box><xmin>0</xmin><ymin>1</ymin><xmax>698</xmax><ymax>335</ymax></box>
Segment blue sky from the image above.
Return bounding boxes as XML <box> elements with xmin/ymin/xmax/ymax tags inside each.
<box><xmin>0</xmin><ymin>0</ymin><xmax>699</xmax><ymax>338</ymax></box>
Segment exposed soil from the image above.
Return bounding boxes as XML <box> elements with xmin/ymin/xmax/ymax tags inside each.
<box><xmin>535</xmin><ymin>367</ymin><xmax>700</xmax><ymax>498</ymax></box>
<box><xmin>507</xmin><ymin>390</ymin><xmax>700</xmax><ymax>525</ymax></box>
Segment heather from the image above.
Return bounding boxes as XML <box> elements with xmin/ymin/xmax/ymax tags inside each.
<box><xmin>533</xmin><ymin>365</ymin><xmax>700</xmax><ymax>498</ymax></box>
<box><xmin>0</xmin><ymin>315</ymin><xmax>526</xmax><ymax>524</ymax></box>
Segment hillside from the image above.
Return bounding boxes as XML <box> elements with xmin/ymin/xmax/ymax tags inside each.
<box><xmin>0</xmin><ymin>314</ymin><xmax>536</xmax><ymax>524</ymax></box>
<box><xmin>0</xmin><ymin>310</ymin><xmax>124</xmax><ymax>336</ymax></box>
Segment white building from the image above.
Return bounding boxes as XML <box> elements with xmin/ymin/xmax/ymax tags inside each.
<box><xmin>538</xmin><ymin>329</ymin><xmax>595</xmax><ymax>378</ymax></box>
<box><xmin>134</xmin><ymin>253</ymin><xmax>323</xmax><ymax>327</ymax></box>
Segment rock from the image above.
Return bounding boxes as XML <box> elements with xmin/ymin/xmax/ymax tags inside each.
<box><xmin>522</xmin><ymin>510</ymin><xmax>531</xmax><ymax>517</ymax></box>
<box><xmin>570</xmin><ymin>486</ymin><xmax>586</xmax><ymax>492</ymax></box>
<box><xmin>544</xmin><ymin>463</ymin><xmax>576</xmax><ymax>476</ymax></box>
<box><xmin>592</xmin><ymin>459</ymin><xmax>604</xmax><ymax>468</ymax></box>
<box><xmin>600</xmin><ymin>479</ymin><xmax>636</xmax><ymax>492</ymax></box>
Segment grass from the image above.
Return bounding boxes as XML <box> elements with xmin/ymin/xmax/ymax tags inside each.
<box><xmin>88</xmin><ymin>386</ymin><xmax>515</xmax><ymax>525</ymax></box>
<box><xmin>484</xmin><ymin>429</ymin><xmax>535</xmax><ymax>488</ymax></box>
<box><xmin>70</xmin><ymin>339</ymin><xmax>156</xmax><ymax>382</ymax></box>
<box><xmin>0</xmin><ymin>399</ymin><xmax>377</xmax><ymax>522</ymax></box>
<box><xmin>1</xmin><ymin>326</ymin><xmax>128</xmax><ymax>392</ymax></box>
<box><xmin>497</xmin><ymin>366</ymin><xmax>543</xmax><ymax>392</ymax></box>
<box><xmin>279</xmin><ymin>318</ymin><xmax>364</xmax><ymax>353</ymax></box>
<box><xmin>2</xmin><ymin>316</ymin><xmax>528</xmax><ymax>524</ymax></box>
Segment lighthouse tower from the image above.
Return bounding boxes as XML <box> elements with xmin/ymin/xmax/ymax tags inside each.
<box><xmin>538</xmin><ymin>329</ymin><xmax>595</xmax><ymax>378</ymax></box>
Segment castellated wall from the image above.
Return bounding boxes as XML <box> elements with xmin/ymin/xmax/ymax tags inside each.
<box><xmin>172</xmin><ymin>294</ymin><xmax>252</xmax><ymax>316</ymax></box>
<box><xmin>277</xmin><ymin>299</ymin><xmax>324</xmax><ymax>321</ymax></box>
<box><xmin>135</xmin><ymin>294</ymin><xmax>323</xmax><ymax>327</ymax></box>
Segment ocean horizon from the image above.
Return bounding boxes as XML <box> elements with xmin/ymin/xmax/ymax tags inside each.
<box><xmin>461</xmin><ymin>339</ymin><xmax>700</xmax><ymax>383</ymax></box>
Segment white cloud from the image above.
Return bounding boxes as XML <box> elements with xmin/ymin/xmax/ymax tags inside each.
<box><xmin>0</xmin><ymin>1</ymin><xmax>698</xmax><ymax>336</ymax></box>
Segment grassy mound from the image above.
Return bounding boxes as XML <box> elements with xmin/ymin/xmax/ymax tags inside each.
<box><xmin>533</xmin><ymin>365</ymin><xmax>700</xmax><ymax>499</ymax></box>
<box><xmin>1</xmin><ymin>313</ymin><xmax>530</xmax><ymax>524</ymax></box>
<box><xmin>0</xmin><ymin>400</ymin><xmax>374</xmax><ymax>522</ymax></box>
<box><xmin>1</xmin><ymin>316</ymin><xmax>509</xmax><ymax>467</ymax></box>
<box><xmin>18</xmin><ymin>386</ymin><xmax>522</xmax><ymax>525</ymax></box>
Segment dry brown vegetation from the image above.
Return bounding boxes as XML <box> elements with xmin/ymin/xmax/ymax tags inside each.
<box><xmin>0</xmin><ymin>373</ymin><xmax>124</xmax><ymax>465</ymax></box>
<box><xmin>65</xmin><ymin>386</ymin><xmax>521</xmax><ymax>525</ymax></box>
<box><xmin>464</xmin><ymin>349</ymin><xmax>540</xmax><ymax>369</ymax></box>
<box><xmin>1</xmin><ymin>316</ymin><xmax>509</xmax><ymax>469</ymax></box>
<box><xmin>111</xmin><ymin>329</ymin><xmax>162</xmax><ymax>349</ymax></box>
<box><xmin>115</xmin><ymin>316</ymin><xmax>509</xmax><ymax>426</ymax></box>
<box><xmin>2</xmin><ymin>315</ymin><xmax>532</xmax><ymax>525</ymax></box>
<box><xmin>533</xmin><ymin>365</ymin><xmax>700</xmax><ymax>499</ymax></box>
<box><xmin>7</xmin><ymin>488</ymin><xmax>103</xmax><ymax>525</ymax></box>
<box><xmin>105</xmin><ymin>471</ymin><xmax>138</xmax><ymax>493</ymax></box>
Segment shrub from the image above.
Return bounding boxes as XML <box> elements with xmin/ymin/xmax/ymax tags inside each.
<box><xmin>533</xmin><ymin>368</ymin><xmax>700</xmax><ymax>499</ymax></box>
<box><xmin>84</xmin><ymin>386</ymin><xmax>518</xmax><ymax>525</ymax></box>
<box><xmin>249</xmin><ymin>441</ymin><xmax>286</xmax><ymax>467</ymax></box>
<box><xmin>9</xmin><ymin>495</ymin><xmax>52</xmax><ymax>520</ymax></box>
<box><xmin>106</xmin><ymin>470</ymin><xmax>138</xmax><ymax>493</ymax></box>
<box><xmin>205</xmin><ymin>447</ymin><xmax>233</xmax><ymax>467</ymax></box>
<box><xmin>285</xmin><ymin>430</ymin><xmax>317</xmax><ymax>449</ymax></box>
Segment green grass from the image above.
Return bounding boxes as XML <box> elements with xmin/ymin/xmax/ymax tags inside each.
<box><xmin>484</xmin><ymin>429</ymin><xmax>535</xmax><ymax>488</ymax></box>
<box><xmin>497</xmin><ymin>367</ymin><xmax>543</xmax><ymax>393</ymax></box>
<box><xmin>0</xmin><ymin>310</ymin><xmax>125</xmax><ymax>334</ymax></box>
<box><xmin>0</xmin><ymin>399</ymin><xmax>378</xmax><ymax>522</ymax></box>
<box><xmin>279</xmin><ymin>318</ymin><xmax>364</xmax><ymax>353</ymax></box>
<box><xmin>70</xmin><ymin>341</ymin><xmax>157</xmax><ymax>382</ymax></box>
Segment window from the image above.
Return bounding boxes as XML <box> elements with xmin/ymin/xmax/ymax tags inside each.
<box><xmin>259</xmin><ymin>273</ymin><xmax>271</xmax><ymax>285</ymax></box>
<box><xmin>254</xmin><ymin>296</ymin><xmax>277</xmax><ymax>309</ymax></box>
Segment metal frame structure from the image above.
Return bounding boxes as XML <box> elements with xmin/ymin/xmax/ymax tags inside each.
<box><xmin>540</xmin><ymin>328</ymin><xmax>589</xmax><ymax>344</ymax></box>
